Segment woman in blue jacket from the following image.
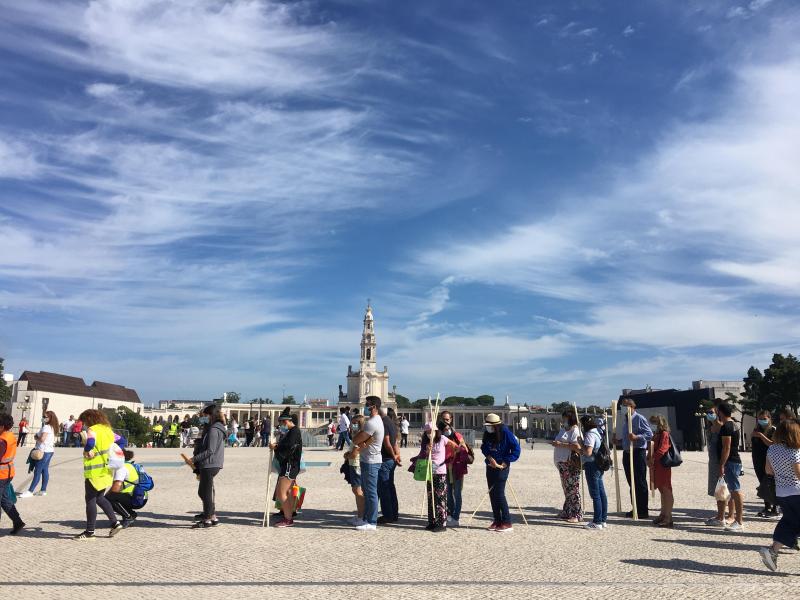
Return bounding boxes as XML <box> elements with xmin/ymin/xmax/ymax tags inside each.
<box><xmin>481</xmin><ymin>413</ymin><xmax>521</xmax><ymax>532</ymax></box>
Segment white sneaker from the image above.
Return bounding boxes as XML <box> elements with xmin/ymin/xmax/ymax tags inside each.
<box><xmin>705</xmin><ymin>518</ymin><xmax>725</xmax><ymax>527</ymax></box>
<box><xmin>18</xmin><ymin>491</ymin><xmax>33</xmax><ymax>498</ymax></box>
<box><xmin>600</xmin><ymin>522</ymin><xmax>609</xmax><ymax>529</ymax></box>
<box><xmin>446</xmin><ymin>517</ymin><xmax>459</xmax><ymax>527</ymax></box>
<box><xmin>725</xmin><ymin>521</ymin><xmax>744</xmax><ymax>532</ymax></box>
<box><xmin>34</xmin><ymin>491</ymin><xmax>47</xmax><ymax>497</ymax></box>
<box><xmin>584</xmin><ymin>522</ymin><xmax>603</xmax><ymax>530</ymax></box>
<box><xmin>355</xmin><ymin>523</ymin><xmax>377</xmax><ymax>531</ymax></box>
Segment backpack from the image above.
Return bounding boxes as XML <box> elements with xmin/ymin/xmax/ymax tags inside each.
<box><xmin>594</xmin><ymin>438</ymin><xmax>612</xmax><ymax>472</ymax></box>
<box><xmin>126</xmin><ymin>463</ymin><xmax>154</xmax><ymax>509</ymax></box>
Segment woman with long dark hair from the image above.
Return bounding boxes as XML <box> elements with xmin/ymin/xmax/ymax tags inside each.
<box><xmin>190</xmin><ymin>404</ymin><xmax>226</xmax><ymax>529</ymax></box>
<box><xmin>481</xmin><ymin>414</ymin><xmax>521</xmax><ymax>532</ymax></box>
<box><xmin>21</xmin><ymin>411</ymin><xmax>59</xmax><ymax>498</ymax></box>
<box><xmin>751</xmin><ymin>409</ymin><xmax>777</xmax><ymax>518</ymax></box>
<box><xmin>551</xmin><ymin>410</ymin><xmax>582</xmax><ymax>523</ymax></box>
<box><xmin>580</xmin><ymin>415</ymin><xmax>608</xmax><ymax>530</ymax></box>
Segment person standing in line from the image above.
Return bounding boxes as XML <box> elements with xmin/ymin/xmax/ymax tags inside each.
<box><xmin>551</xmin><ymin>411</ymin><xmax>583</xmax><ymax>523</ymax></box>
<box><xmin>481</xmin><ymin>413</ymin><xmax>521</xmax><ymax>532</ymax></box>
<box><xmin>580</xmin><ymin>415</ymin><xmax>608</xmax><ymax>530</ymax></box>
<box><xmin>0</xmin><ymin>413</ymin><xmax>25</xmax><ymax>535</ymax></box>
<box><xmin>270</xmin><ymin>411</ymin><xmax>303</xmax><ymax>528</ymax></box>
<box><xmin>648</xmin><ymin>414</ymin><xmax>674</xmax><ymax>528</ymax></box>
<box><xmin>336</xmin><ymin>407</ymin><xmax>351</xmax><ymax>451</ymax></box>
<box><xmin>327</xmin><ymin>419</ymin><xmax>336</xmax><ymax>447</ymax></box>
<box><xmin>377</xmin><ymin>407</ymin><xmax>401</xmax><ymax>525</ymax></box>
<box><xmin>189</xmin><ymin>405</ymin><xmax>226</xmax><ymax>529</ymax></box>
<box><xmin>758</xmin><ymin>418</ymin><xmax>800</xmax><ymax>572</ymax></box>
<box><xmin>400</xmin><ymin>415</ymin><xmax>410</xmax><ymax>448</ymax></box>
<box><xmin>20</xmin><ymin>410</ymin><xmax>59</xmax><ymax>498</ymax></box>
<box><xmin>261</xmin><ymin>416</ymin><xmax>271</xmax><ymax>448</ymax></box>
<box><xmin>615</xmin><ymin>398</ymin><xmax>652</xmax><ymax>519</ymax></box>
<box><xmin>75</xmin><ymin>409</ymin><xmax>123</xmax><ymax>540</ymax></box>
<box><xmin>704</xmin><ymin>402</ymin><xmax>734</xmax><ymax>526</ymax></box>
<box><xmin>16</xmin><ymin>417</ymin><xmax>28</xmax><ymax>447</ymax></box>
<box><xmin>345</xmin><ymin>415</ymin><xmax>366</xmax><ymax>525</ymax></box>
<box><xmin>717</xmin><ymin>402</ymin><xmax>745</xmax><ymax>532</ymax></box>
<box><xmin>441</xmin><ymin>410</ymin><xmax>472</xmax><ymax>527</ymax></box>
<box><xmin>71</xmin><ymin>416</ymin><xmax>84</xmax><ymax>448</ymax></box>
<box><xmin>752</xmin><ymin>410</ymin><xmax>777</xmax><ymax>518</ymax></box>
<box><xmin>62</xmin><ymin>415</ymin><xmax>75</xmax><ymax>447</ymax></box>
<box><xmin>346</xmin><ymin>396</ymin><xmax>384</xmax><ymax>531</ymax></box>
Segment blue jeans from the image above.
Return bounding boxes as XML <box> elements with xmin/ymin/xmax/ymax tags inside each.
<box><xmin>447</xmin><ymin>475</ymin><xmax>464</xmax><ymax>520</ymax></box>
<box><xmin>377</xmin><ymin>459</ymin><xmax>398</xmax><ymax>521</ymax></box>
<box><xmin>61</xmin><ymin>432</ymin><xmax>70</xmax><ymax>446</ymax></box>
<box><xmin>360</xmin><ymin>461</ymin><xmax>381</xmax><ymax>525</ymax></box>
<box><xmin>29</xmin><ymin>451</ymin><xmax>54</xmax><ymax>492</ymax></box>
<box><xmin>774</xmin><ymin>495</ymin><xmax>800</xmax><ymax>547</ymax></box>
<box><xmin>486</xmin><ymin>465</ymin><xmax>510</xmax><ymax>524</ymax></box>
<box><xmin>584</xmin><ymin>461</ymin><xmax>608</xmax><ymax>524</ymax></box>
<box><xmin>336</xmin><ymin>431</ymin><xmax>351</xmax><ymax>451</ymax></box>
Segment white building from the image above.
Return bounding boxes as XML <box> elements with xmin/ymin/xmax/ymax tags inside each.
<box><xmin>9</xmin><ymin>371</ymin><xmax>142</xmax><ymax>443</ymax></box>
<box><xmin>339</xmin><ymin>303</ymin><xmax>392</xmax><ymax>407</ymax></box>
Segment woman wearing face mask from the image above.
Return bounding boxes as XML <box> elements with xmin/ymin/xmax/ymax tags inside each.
<box><xmin>270</xmin><ymin>411</ymin><xmax>303</xmax><ymax>528</ymax></box>
<box><xmin>551</xmin><ymin>410</ymin><xmax>582</xmax><ymax>523</ymax></box>
<box><xmin>189</xmin><ymin>405</ymin><xmax>226</xmax><ymax>529</ymax></box>
<box><xmin>440</xmin><ymin>410</ymin><xmax>473</xmax><ymax>527</ymax></box>
<box><xmin>752</xmin><ymin>410</ymin><xmax>777</xmax><ymax>518</ymax></box>
<box><xmin>482</xmin><ymin>413</ymin><xmax>521</xmax><ymax>532</ymax></box>
<box><xmin>345</xmin><ymin>415</ymin><xmax>366</xmax><ymax>525</ymax></box>
<box><xmin>704</xmin><ymin>402</ymin><xmax>734</xmax><ymax>526</ymax></box>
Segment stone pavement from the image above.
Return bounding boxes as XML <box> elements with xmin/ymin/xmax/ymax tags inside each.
<box><xmin>3</xmin><ymin>445</ymin><xmax>798</xmax><ymax>599</ymax></box>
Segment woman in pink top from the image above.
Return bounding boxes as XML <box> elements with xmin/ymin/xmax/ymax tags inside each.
<box><xmin>420</xmin><ymin>421</ymin><xmax>467</xmax><ymax>532</ymax></box>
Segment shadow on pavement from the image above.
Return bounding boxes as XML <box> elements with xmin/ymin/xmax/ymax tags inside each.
<box><xmin>620</xmin><ymin>558</ymin><xmax>786</xmax><ymax>577</ymax></box>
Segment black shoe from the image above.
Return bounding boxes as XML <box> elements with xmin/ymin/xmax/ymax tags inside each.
<box><xmin>109</xmin><ymin>522</ymin><xmax>124</xmax><ymax>537</ymax></box>
<box><xmin>73</xmin><ymin>530</ymin><xmax>96</xmax><ymax>541</ymax></box>
<box><xmin>425</xmin><ymin>523</ymin><xmax>435</xmax><ymax>530</ymax></box>
<box><xmin>377</xmin><ymin>517</ymin><xmax>398</xmax><ymax>525</ymax></box>
<box><xmin>194</xmin><ymin>513</ymin><xmax>205</xmax><ymax>521</ymax></box>
<box><xmin>192</xmin><ymin>520</ymin><xmax>214</xmax><ymax>529</ymax></box>
<box><xmin>9</xmin><ymin>522</ymin><xmax>25</xmax><ymax>535</ymax></box>
<box><xmin>431</xmin><ymin>526</ymin><xmax>446</xmax><ymax>533</ymax></box>
<box><xmin>121</xmin><ymin>519</ymin><xmax>134</xmax><ymax>529</ymax></box>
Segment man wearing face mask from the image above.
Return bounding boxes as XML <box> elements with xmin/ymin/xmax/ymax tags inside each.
<box><xmin>441</xmin><ymin>410</ymin><xmax>472</xmax><ymax>527</ymax></box>
<box><xmin>615</xmin><ymin>398</ymin><xmax>652</xmax><ymax>519</ymax></box>
<box><xmin>346</xmin><ymin>396</ymin><xmax>384</xmax><ymax>531</ymax></box>
<box><xmin>704</xmin><ymin>401</ymin><xmax>734</xmax><ymax>526</ymax></box>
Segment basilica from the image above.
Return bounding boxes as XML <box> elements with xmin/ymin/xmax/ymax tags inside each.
<box><xmin>338</xmin><ymin>303</ymin><xmax>394</xmax><ymax>407</ymax></box>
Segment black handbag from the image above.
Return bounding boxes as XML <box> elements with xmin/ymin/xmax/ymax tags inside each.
<box><xmin>660</xmin><ymin>434</ymin><xmax>683</xmax><ymax>468</ymax></box>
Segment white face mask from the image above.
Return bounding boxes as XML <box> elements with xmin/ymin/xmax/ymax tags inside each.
<box><xmin>485</xmin><ymin>425</ymin><xmax>495</xmax><ymax>433</ymax></box>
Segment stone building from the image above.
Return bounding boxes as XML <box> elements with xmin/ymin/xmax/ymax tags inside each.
<box><xmin>338</xmin><ymin>303</ymin><xmax>392</xmax><ymax>407</ymax></box>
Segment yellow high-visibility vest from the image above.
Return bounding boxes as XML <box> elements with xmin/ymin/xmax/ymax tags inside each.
<box><xmin>83</xmin><ymin>424</ymin><xmax>114</xmax><ymax>490</ymax></box>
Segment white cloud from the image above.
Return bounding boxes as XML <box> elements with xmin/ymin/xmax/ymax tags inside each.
<box><xmin>622</xmin><ymin>25</ymin><xmax>635</xmax><ymax>37</ymax></box>
<box><xmin>0</xmin><ymin>137</ymin><xmax>40</xmax><ymax>179</ymax></box>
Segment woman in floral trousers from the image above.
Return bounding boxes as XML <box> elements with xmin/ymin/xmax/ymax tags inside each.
<box><xmin>552</xmin><ymin>411</ymin><xmax>582</xmax><ymax>522</ymax></box>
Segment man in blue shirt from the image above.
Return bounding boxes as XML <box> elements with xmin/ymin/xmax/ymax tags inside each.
<box><xmin>616</xmin><ymin>397</ymin><xmax>653</xmax><ymax>519</ymax></box>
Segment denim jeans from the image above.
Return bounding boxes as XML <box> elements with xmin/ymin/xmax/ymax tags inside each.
<box><xmin>486</xmin><ymin>465</ymin><xmax>510</xmax><ymax>524</ymax></box>
<box><xmin>774</xmin><ymin>495</ymin><xmax>800</xmax><ymax>547</ymax></box>
<box><xmin>62</xmin><ymin>431</ymin><xmax>70</xmax><ymax>447</ymax></box>
<box><xmin>336</xmin><ymin>431</ymin><xmax>351</xmax><ymax>451</ymax></box>
<box><xmin>360</xmin><ymin>461</ymin><xmax>381</xmax><ymax>525</ymax></box>
<box><xmin>584</xmin><ymin>461</ymin><xmax>608</xmax><ymax>524</ymax></box>
<box><xmin>29</xmin><ymin>451</ymin><xmax>54</xmax><ymax>492</ymax></box>
<box><xmin>447</xmin><ymin>475</ymin><xmax>464</xmax><ymax>520</ymax></box>
<box><xmin>377</xmin><ymin>458</ymin><xmax>399</xmax><ymax>521</ymax></box>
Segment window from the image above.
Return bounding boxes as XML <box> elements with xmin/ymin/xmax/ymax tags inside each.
<box><xmin>366</xmin><ymin>348</ymin><xmax>371</xmax><ymax>360</ymax></box>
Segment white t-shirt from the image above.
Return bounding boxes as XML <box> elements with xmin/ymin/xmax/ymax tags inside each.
<box><xmin>553</xmin><ymin>426</ymin><xmax>580</xmax><ymax>464</ymax></box>
<box><xmin>36</xmin><ymin>424</ymin><xmax>55</xmax><ymax>453</ymax></box>
<box><xmin>360</xmin><ymin>415</ymin><xmax>385</xmax><ymax>465</ymax></box>
<box><xmin>113</xmin><ymin>464</ymin><xmax>128</xmax><ymax>483</ymax></box>
<box><xmin>401</xmin><ymin>419</ymin><xmax>409</xmax><ymax>434</ymax></box>
<box><xmin>581</xmin><ymin>429</ymin><xmax>602</xmax><ymax>464</ymax></box>
<box><xmin>64</xmin><ymin>420</ymin><xmax>74</xmax><ymax>433</ymax></box>
<box><xmin>767</xmin><ymin>444</ymin><xmax>800</xmax><ymax>497</ymax></box>
<box><xmin>338</xmin><ymin>413</ymin><xmax>350</xmax><ymax>433</ymax></box>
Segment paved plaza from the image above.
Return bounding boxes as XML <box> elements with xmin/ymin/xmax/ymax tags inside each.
<box><xmin>4</xmin><ymin>445</ymin><xmax>798</xmax><ymax>599</ymax></box>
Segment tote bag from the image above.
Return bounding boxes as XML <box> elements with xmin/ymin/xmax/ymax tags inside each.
<box><xmin>659</xmin><ymin>434</ymin><xmax>683</xmax><ymax>468</ymax></box>
<box><xmin>413</xmin><ymin>458</ymin><xmax>431</xmax><ymax>482</ymax></box>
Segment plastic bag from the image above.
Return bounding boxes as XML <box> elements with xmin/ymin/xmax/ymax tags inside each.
<box><xmin>714</xmin><ymin>476</ymin><xmax>730</xmax><ymax>502</ymax></box>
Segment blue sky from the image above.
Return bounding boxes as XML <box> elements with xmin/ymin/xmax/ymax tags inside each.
<box><xmin>1</xmin><ymin>0</ymin><xmax>799</xmax><ymax>406</ymax></box>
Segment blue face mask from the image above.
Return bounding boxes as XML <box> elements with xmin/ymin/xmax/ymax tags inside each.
<box><xmin>758</xmin><ymin>419</ymin><xmax>770</xmax><ymax>427</ymax></box>
<box><xmin>705</xmin><ymin>413</ymin><xmax>717</xmax><ymax>422</ymax></box>
<box><xmin>279</xmin><ymin>425</ymin><xmax>288</xmax><ymax>433</ymax></box>
<box><xmin>351</xmin><ymin>425</ymin><xmax>360</xmax><ymax>433</ymax></box>
<box><xmin>199</xmin><ymin>416</ymin><xmax>209</xmax><ymax>425</ymax></box>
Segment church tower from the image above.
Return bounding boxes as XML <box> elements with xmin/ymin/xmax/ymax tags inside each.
<box><xmin>360</xmin><ymin>302</ymin><xmax>376</xmax><ymax>370</ymax></box>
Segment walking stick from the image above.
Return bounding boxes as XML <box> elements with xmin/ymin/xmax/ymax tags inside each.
<box><xmin>506</xmin><ymin>479</ymin><xmax>529</xmax><ymax>527</ymax></box>
<box><xmin>573</xmin><ymin>403</ymin><xmax>586</xmax><ymax>515</ymax></box>
<box><xmin>262</xmin><ymin>435</ymin><xmax>274</xmax><ymax>527</ymax></box>
<box><xmin>467</xmin><ymin>486</ymin><xmax>493</xmax><ymax>526</ymax></box>
<box><xmin>610</xmin><ymin>401</ymin><xmax>622</xmax><ymax>513</ymax></box>
<box><xmin>627</xmin><ymin>406</ymin><xmax>638</xmax><ymax>520</ymax></box>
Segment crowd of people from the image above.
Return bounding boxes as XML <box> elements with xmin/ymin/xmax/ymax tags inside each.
<box><xmin>1</xmin><ymin>396</ymin><xmax>799</xmax><ymax>573</ymax></box>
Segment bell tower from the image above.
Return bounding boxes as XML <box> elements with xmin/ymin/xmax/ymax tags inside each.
<box><xmin>360</xmin><ymin>301</ymin><xmax>376</xmax><ymax>370</ymax></box>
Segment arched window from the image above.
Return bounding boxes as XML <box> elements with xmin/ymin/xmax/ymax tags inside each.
<box><xmin>366</xmin><ymin>348</ymin><xmax>371</xmax><ymax>360</ymax></box>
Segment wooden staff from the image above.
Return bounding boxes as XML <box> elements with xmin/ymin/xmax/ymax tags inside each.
<box><xmin>507</xmin><ymin>479</ymin><xmax>529</xmax><ymax>527</ymax></box>
<box><xmin>468</xmin><ymin>486</ymin><xmax>493</xmax><ymax>526</ymax></box>
<box><xmin>610</xmin><ymin>401</ymin><xmax>622</xmax><ymax>513</ymax></box>
<box><xmin>627</xmin><ymin>405</ymin><xmax>638</xmax><ymax>520</ymax></box>
<box><xmin>423</xmin><ymin>394</ymin><xmax>441</xmax><ymax>521</ymax></box>
<box><xmin>573</xmin><ymin>403</ymin><xmax>586</xmax><ymax>515</ymax></box>
<box><xmin>262</xmin><ymin>433</ymin><xmax>274</xmax><ymax>527</ymax></box>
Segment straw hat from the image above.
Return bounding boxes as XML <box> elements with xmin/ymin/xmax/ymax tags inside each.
<box><xmin>484</xmin><ymin>413</ymin><xmax>502</xmax><ymax>426</ymax></box>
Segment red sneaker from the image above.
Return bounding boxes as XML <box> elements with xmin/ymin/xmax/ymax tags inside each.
<box><xmin>275</xmin><ymin>519</ymin><xmax>294</xmax><ymax>528</ymax></box>
<box><xmin>487</xmin><ymin>521</ymin><xmax>499</xmax><ymax>531</ymax></box>
<box><xmin>496</xmin><ymin>522</ymin><xmax>514</xmax><ymax>533</ymax></box>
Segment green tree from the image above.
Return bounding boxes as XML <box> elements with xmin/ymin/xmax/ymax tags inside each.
<box><xmin>0</xmin><ymin>358</ymin><xmax>10</xmax><ymax>412</ymax></box>
<box><xmin>412</xmin><ymin>398</ymin><xmax>429</xmax><ymax>409</ymax></box>
<box><xmin>475</xmin><ymin>395</ymin><xmax>495</xmax><ymax>406</ymax></box>
<box><xmin>224</xmin><ymin>392</ymin><xmax>240</xmax><ymax>403</ymax></box>
<box><xmin>551</xmin><ymin>401</ymin><xmax>573</xmax><ymax>414</ymax></box>
<box><xmin>114</xmin><ymin>407</ymin><xmax>153</xmax><ymax>447</ymax></box>
<box><xmin>395</xmin><ymin>394</ymin><xmax>411</xmax><ymax>408</ymax></box>
<box><xmin>763</xmin><ymin>354</ymin><xmax>800</xmax><ymax>414</ymax></box>
<box><xmin>284</xmin><ymin>395</ymin><xmax>296</xmax><ymax>405</ymax></box>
